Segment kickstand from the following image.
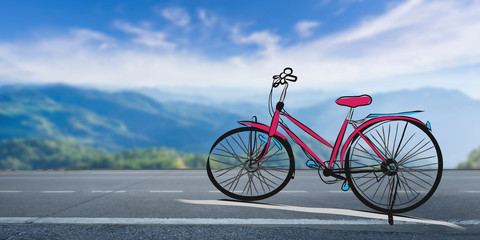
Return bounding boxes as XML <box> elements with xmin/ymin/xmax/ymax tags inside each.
<box><xmin>388</xmin><ymin>212</ymin><xmax>394</xmax><ymax>225</ymax></box>
<box><xmin>387</xmin><ymin>175</ymin><xmax>399</xmax><ymax>226</ymax></box>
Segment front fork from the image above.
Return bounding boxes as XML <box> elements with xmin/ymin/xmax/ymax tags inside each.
<box><xmin>252</xmin><ymin>102</ymin><xmax>284</xmax><ymax>165</ymax></box>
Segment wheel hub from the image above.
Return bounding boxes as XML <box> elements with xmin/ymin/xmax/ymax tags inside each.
<box><xmin>244</xmin><ymin>160</ymin><xmax>259</xmax><ymax>172</ymax></box>
<box><xmin>381</xmin><ymin>159</ymin><xmax>398</xmax><ymax>176</ymax></box>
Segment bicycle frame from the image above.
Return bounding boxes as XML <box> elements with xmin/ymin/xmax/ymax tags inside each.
<box><xmin>239</xmin><ymin>105</ymin><xmax>429</xmax><ymax>170</ymax></box>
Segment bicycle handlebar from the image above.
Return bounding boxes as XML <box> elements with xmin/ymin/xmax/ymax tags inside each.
<box><xmin>272</xmin><ymin>67</ymin><xmax>297</xmax><ymax>88</ymax></box>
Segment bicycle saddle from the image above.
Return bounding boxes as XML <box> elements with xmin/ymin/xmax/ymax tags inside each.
<box><xmin>335</xmin><ymin>95</ymin><xmax>372</xmax><ymax>108</ymax></box>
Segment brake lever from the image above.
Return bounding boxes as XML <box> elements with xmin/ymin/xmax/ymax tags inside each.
<box><xmin>272</xmin><ymin>74</ymin><xmax>282</xmax><ymax>87</ymax></box>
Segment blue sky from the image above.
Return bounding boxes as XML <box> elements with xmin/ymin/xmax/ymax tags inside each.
<box><xmin>0</xmin><ymin>0</ymin><xmax>479</xmax><ymax>98</ymax></box>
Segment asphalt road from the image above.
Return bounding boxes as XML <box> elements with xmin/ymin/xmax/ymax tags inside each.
<box><xmin>0</xmin><ymin>170</ymin><xmax>479</xmax><ymax>239</ymax></box>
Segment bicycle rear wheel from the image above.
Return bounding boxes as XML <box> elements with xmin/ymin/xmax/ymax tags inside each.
<box><xmin>345</xmin><ymin>119</ymin><xmax>442</xmax><ymax>213</ymax></box>
<box><xmin>207</xmin><ymin>127</ymin><xmax>294</xmax><ymax>201</ymax></box>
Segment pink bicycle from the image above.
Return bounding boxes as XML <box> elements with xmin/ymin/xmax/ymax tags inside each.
<box><xmin>207</xmin><ymin>67</ymin><xmax>442</xmax><ymax>220</ymax></box>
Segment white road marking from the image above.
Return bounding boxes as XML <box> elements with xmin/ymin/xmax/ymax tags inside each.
<box><xmin>328</xmin><ymin>190</ymin><xmax>427</xmax><ymax>193</ymax></box>
<box><xmin>91</xmin><ymin>190</ymin><xmax>126</xmax><ymax>193</ymax></box>
<box><xmin>209</xmin><ymin>190</ymin><xmax>243</xmax><ymax>193</ymax></box>
<box><xmin>41</xmin><ymin>191</ymin><xmax>75</xmax><ymax>193</ymax></box>
<box><xmin>0</xmin><ymin>190</ymin><xmax>22</xmax><ymax>193</ymax></box>
<box><xmin>465</xmin><ymin>191</ymin><xmax>480</xmax><ymax>193</ymax></box>
<box><xmin>208</xmin><ymin>190</ymin><xmax>308</xmax><ymax>193</ymax></box>
<box><xmin>0</xmin><ymin>217</ymin><xmax>476</xmax><ymax>227</ymax></box>
<box><xmin>149</xmin><ymin>190</ymin><xmax>184</xmax><ymax>193</ymax></box>
<box><xmin>177</xmin><ymin>199</ymin><xmax>465</xmax><ymax>230</ymax></box>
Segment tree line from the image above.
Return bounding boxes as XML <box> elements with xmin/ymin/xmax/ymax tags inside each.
<box><xmin>0</xmin><ymin>139</ymin><xmax>206</xmax><ymax>170</ymax></box>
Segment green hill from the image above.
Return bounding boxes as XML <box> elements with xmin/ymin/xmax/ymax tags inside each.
<box><xmin>0</xmin><ymin>138</ymin><xmax>206</xmax><ymax>170</ymax></box>
<box><xmin>457</xmin><ymin>146</ymin><xmax>480</xmax><ymax>169</ymax></box>
<box><xmin>0</xmin><ymin>85</ymin><xmax>240</xmax><ymax>152</ymax></box>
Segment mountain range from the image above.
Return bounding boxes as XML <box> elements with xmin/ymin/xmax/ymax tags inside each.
<box><xmin>0</xmin><ymin>84</ymin><xmax>240</xmax><ymax>152</ymax></box>
<box><xmin>1</xmin><ymin>84</ymin><xmax>479</xmax><ymax>168</ymax></box>
<box><xmin>137</xmin><ymin>86</ymin><xmax>480</xmax><ymax>169</ymax></box>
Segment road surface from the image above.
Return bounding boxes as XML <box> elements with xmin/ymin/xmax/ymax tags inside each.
<box><xmin>0</xmin><ymin>170</ymin><xmax>479</xmax><ymax>239</ymax></box>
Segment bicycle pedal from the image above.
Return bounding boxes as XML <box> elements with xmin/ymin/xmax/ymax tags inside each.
<box><xmin>341</xmin><ymin>180</ymin><xmax>349</xmax><ymax>191</ymax></box>
<box><xmin>306</xmin><ymin>160</ymin><xmax>320</xmax><ymax>169</ymax></box>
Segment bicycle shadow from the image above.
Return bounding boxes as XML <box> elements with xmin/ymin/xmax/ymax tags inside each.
<box><xmin>176</xmin><ymin>198</ymin><xmax>463</xmax><ymax>230</ymax></box>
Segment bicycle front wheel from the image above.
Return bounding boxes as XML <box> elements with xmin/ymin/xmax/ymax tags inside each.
<box><xmin>345</xmin><ymin>119</ymin><xmax>442</xmax><ymax>213</ymax></box>
<box><xmin>207</xmin><ymin>127</ymin><xmax>294</xmax><ymax>201</ymax></box>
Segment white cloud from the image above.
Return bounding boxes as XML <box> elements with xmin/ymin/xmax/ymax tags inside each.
<box><xmin>294</xmin><ymin>21</ymin><xmax>320</xmax><ymax>38</ymax></box>
<box><xmin>114</xmin><ymin>21</ymin><xmax>175</xmax><ymax>48</ymax></box>
<box><xmin>291</xmin><ymin>0</ymin><xmax>480</xmax><ymax>86</ymax></box>
<box><xmin>0</xmin><ymin>0</ymin><xmax>480</xmax><ymax>98</ymax></box>
<box><xmin>158</xmin><ymin>7</ymin><xmax>190</xmax><ymax>26</ymax></box>
<box><xmin>198</xmin><ymin>9</ymin><xmax>216</xmax><ymax>26</ymax></box>
<box><xmin>231</xmin><ymin>28</ymin><xmax>280</xmax><ymax>56</ymax></box>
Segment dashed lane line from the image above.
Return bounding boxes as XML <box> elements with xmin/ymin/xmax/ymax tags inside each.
<box><xmin>208</xmin><ymin>190</ymin><xmax>309</xmax><ymax>193</ymax></box>
<box><xmin>91</xmin><ymin>190</ymin><xmax>126</xmax><ymax>193</ymax></box>
<box><xmin>149</xmin><ymin>190</ymin><xmax>184</xmax><ymax>193</ymax></box>
<box><xmin>41</xmin><ymin>191</ymin><xmax>75</xmax><ymax>193</ymax></box>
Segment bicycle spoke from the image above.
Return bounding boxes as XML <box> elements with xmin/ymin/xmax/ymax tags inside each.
<box><xmin>213</xmin><ymin>164</ymin><xmax>241</xmax><ymax>176</ymax></box>
<box><xmin>400</xmin><ymin>145</ymin><xmax>435</xmax><ymax>165</ymax></box>
<box><xmin>236</xmin><ymin>133</ymin><xmax>250</xmax><ymax>157</ymax></box>
<box><xmin>400</xmin><ymin>173</ymin><xmax>429</xmax><ymax>190</ymax></box>
<box><xmin>252</xmin><ymin>171</ymin><xmax>269</xmax><ymax>192</ymax></box>
<box><xmin>394</xmin><ymin>133</ymin><xmax>417</xmax><ymax>161</ymax></box>
<box><xmin>392</xmin><ymin>122</ymin><xmax>399</xmax><ymax>159</ymax></box>
<box><xmin>258</xmin><ymin>170</ymin><xmax>280</xmax><ymax>187</ymax></box>
<box><xmin>210</xmin><ymin>158</ymin><xmax>243</xmax><ymax>166</ymax></box>
<box><xmin>261</xmin><ymin>166</ymin><xmax>289</xmax><ymax>173</ymax></box>
<box><xmin>397</xmin><ymin>173</ymin><xmax>412</xmax><ymax>201</ymax></box>
<box><xmin>357</xmin><ymin>143</ymin><xmax>382</xmax><ymax>163</ymax></box>
<box><xmin>397</xmin><ymin>137</ymin><xmax>426</xmax><ymax>163</ymax></box>
<box><xmin>380</xmin><ymin>176</ymin><xmax>393</xmax><ymax>203</ymax></box>
<box><xmin>370</xmin><ymin>131</ymin><xmax>391</xmax><ymax>158</ymax></box>
<box><xmin>387</xmin><ymin>123</ymin><xmax>392</xmax><ymax>157</ymax></box>
<box><xmin>225</xmin><ymin>139</ymin><xmax>241</xmax><ymax>162</ymax></box>
<box><xmin>398</xmin><ymin>172</ymin><xmax>422</xmax><ymax>196</ymax></box>
<box><xmin>217</xmin><ymin>144</ymin><xmax>244</xmax><ymax>163</ymax></box>
<box><xmin>372</xmin><ymin>174</ymin><xmax>387</xmax><ymax>199</ymax></box>
<box><xmin>394</xmin><ymin>122</ymin><xmax>409</xmax><ymax>159</ymax></box>
<box><xmin>399</xmin><ymin>165</ymin><xmax>435</xmax><ymax>179</ymax></box>
<box><xmin>400</xmin><ymin>155</ymin><xmax>437</xmax><ymax>168</ymax></box>
<box><xmin>400</xmin><ymin>162</ymin><xmax>438</xmax><ymax>170</ymax></box>
<box><xmin>231</xmin><ymin>168</ymin><xmax>247</xmax><ymax>192</ymax></box>
<box><xmin>232</xmin><ymin>134</ymin><xmax>248</xmax><ymax>156</ymax></box>
<box><xmin>403</xmin><ymin>169</ymin><xmax>433</xmax><ymax>188</ymax></box>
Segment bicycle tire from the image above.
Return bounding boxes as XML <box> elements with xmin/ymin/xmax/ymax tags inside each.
<box><xmin>207</xmin><ymin>127</ymin><xmax>295</xmax><ymax>201</ymax></box>
<box><xmin>345</xmin><ymin>119</ymin><xmax>442</xmax><ymax>213</ymax></box>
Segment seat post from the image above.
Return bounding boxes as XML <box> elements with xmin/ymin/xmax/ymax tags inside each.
<box><xmin>346</xmin><ymin>107</ymin><xmax>354</xmax><ymax>121</ymax></box>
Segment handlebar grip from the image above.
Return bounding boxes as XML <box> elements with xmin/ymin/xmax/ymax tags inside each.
<box><xmin>285</xmin><ymin>75</ymin><xmax>297</xmax><ymax>82</ymax></box>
